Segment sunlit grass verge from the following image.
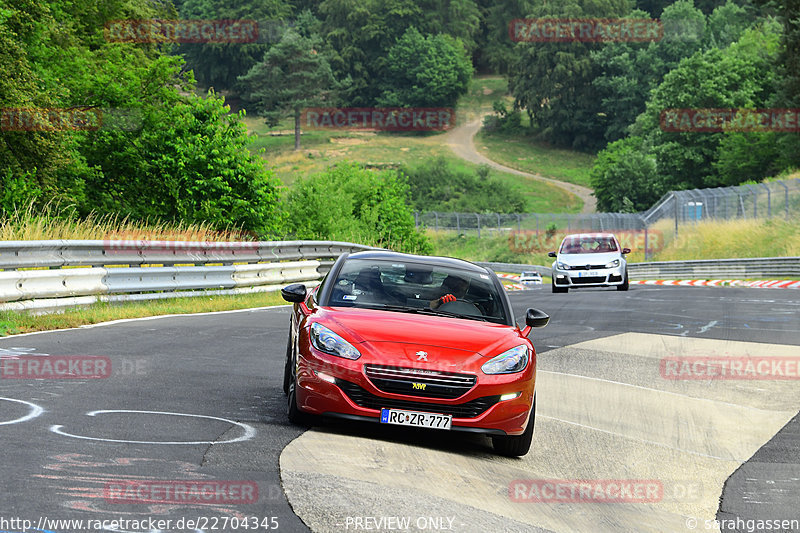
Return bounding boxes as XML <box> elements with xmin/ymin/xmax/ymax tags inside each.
<box><xmin>474</xmin><ymin>130</ymin><xmax>596</xmax><ymax>188</ymax></box>
<box><xmin>1</xmin><ymin>203</ymin><xmax>255</xmax><ymax>242</ymax></box>
<box><xmin>0</xmin><ymin>291</ymin><xmax>287</xmax><ymax>337</ymax></box>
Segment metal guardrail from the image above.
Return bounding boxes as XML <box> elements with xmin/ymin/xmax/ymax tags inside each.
<box><xmin>479</xmin><ymin>257</ymin><xmax>800</xmax><ymax>281</ymax></box>
<box><xmin>0</xmin><ymin>240</ymin><xmax>377</xmax><ymax>312</ymax></box>
<box><xmin>627</xmin><ymin>257</ymin><xmax>800</xmax><ymax>280</ymax></box>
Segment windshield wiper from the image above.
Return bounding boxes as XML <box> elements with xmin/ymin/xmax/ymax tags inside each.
<box><xmin>357</xmin><ymin>303</ymin><xmax>490</xmax><ymax>322</ymax></box>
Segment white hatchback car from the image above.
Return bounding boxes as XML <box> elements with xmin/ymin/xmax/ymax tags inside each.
<box><xmin>548</xmin><ymin>233</ymin><xmax>630</xmax><ymax>293</ymax></box>
<box><xmin>519</xmin><ymin>271</ymin><xmax>543</xmax><ymax>286</ymax></box>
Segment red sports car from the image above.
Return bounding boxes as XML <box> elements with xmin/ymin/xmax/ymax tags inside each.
<box><xmin>281</xmin><ymin>251</ymin><xmax>549</xmax><ymax>456</ymax></box>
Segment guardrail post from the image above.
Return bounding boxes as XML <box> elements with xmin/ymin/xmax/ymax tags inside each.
<box><xmin>759</xmin><ymin>183</ymin><xmax>772</xmax><ymax>217</ymax></box>
<box><xmin>517</xmin><ymin>214</ymin><xmax>521</xmax><ymax>231</ymax></box>
<box><xmin>455</xmin><ymin>213</ymin><xmax>460</xmax><ymax>233</ymax></box>
<box><xmin>434</xmin><ymin>212</ymin><xmax>439</xmax><ymax>231</ymax></box>
<box><xmin>673</xmin><ymin>193</ymin><xmax>679</xmax><ymax>237</ymax></box>
<box><xmin>644</xmin><ymin>227</ymin><xmax>650</xmax><ymax>261</ymax></box>
<box><xmin>476</xmin><ymin>214</ymin><xmax>481</xmax><ymax>238</ymax></box>
<box><xmin>776</xmin><ymin>180</ymin><xmax>790</xmax><ymax>219</ymax></box>
<box><xmin>496</xmin><ymin>213</ymin><xmax>501</xmax><ymax>233</ymax></box>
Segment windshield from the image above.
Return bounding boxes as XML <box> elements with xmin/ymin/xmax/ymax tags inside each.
<box><xmin>559</xmin><ymin>235</ymin><xmax>619</xmax><ymax>254</ymax></box>
<box><xmin>325</xmin><ymin>259</ymin><xmax>509</xmax><ymax>324</ymax></box>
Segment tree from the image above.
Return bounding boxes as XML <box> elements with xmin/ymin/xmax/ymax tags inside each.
<box><xmin>632</xmin><ymin>22</ymin><xmax>781</xmax><ymax>190</ymax></box>
<box><xmin>591</xmin><ymin>2</ymin><xmax>707</xmax><ymax>144</ymax></box>
<box><xmin>507</xmin><ymin>0</ymin><xmax>632</xmax><ymax>151</ymax></box>
<box><xmin>239</xmin><ymin>30</ymin><xmax>339</xmax><ymax>149</ymax></box>
<box><xmin>178</xmin><ymin>0</ymin><xmax>292</xmax><ymax>94</ymax></box>
<box><xmin>590</xmin><ymin>136</ymin><xmax>660</xmax><ymax>212</ymax></box>
<box><xmin>377</xmin><ymin>28</ymin><xmax>473</xmax><ymax>108</ymax></box>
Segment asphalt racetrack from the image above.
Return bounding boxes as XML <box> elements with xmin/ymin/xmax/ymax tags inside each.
<box><xmin>1</xmin><ymin>285</ymin><xmax>798</xmax><ymax>533</ymax></box>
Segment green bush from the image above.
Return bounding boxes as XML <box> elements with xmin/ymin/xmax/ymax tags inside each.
<box><xmin>401</xmin><ymin>156</ymin><xmax>526</xmax><ymax>213</ymax></box>
<box><xmin>284</xmin><ymin>162</ymin><xmax>430</xmax><ymax>253</ymax></box>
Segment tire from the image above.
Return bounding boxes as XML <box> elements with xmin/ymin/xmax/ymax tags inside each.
<box><xmin>282</xmin><ymin>323</ymin><xmax>292</xmax><ymax>396</ymax></box>
<box><xmin>286</xmin><ymin>334</ymin><xmax>311</xmax><ymax>426</ymax></box>
<box><xmin>286</xmin><ymin>361</ymin><xmax>310</xmax><ymax>425</ymax></box>
<box><xmin>492</xmin><ymin>395</ymin><xmax>536</xmax><ymax>457</ymax></box>
<box><xmin>616</xmin><ymin>269</ymin><xmax>629</xmax><ymax>291</ymax></box>
<box><xmin>551</xmin><ymin>278</ymin><xmax>568</xmax><ymax>293</ymax></box>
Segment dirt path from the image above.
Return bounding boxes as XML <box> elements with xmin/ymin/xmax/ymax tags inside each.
<box><xmin>443</xmin><ymin>117</ymin><xmax>597</xmax><ymax>214</ymax></box>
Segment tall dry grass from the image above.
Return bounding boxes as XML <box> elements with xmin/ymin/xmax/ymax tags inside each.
<box><xmin>0</xmin><ymin>202</ymin><xmax>256</xmax><ymax>242</ymax></box>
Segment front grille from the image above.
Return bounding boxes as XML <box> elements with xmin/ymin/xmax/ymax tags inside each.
<box><xmin>567</xmin><ymin>264</ymin><xmax>607</xmax><ymax>270</ymax></box>
<box><xmin>336</xmin><ymin>379</ymin><xmax>498</xmax><ymax>419</ymax></box>
<box><xmin>571</xmin><ymin>276</ymin><xmax>606</xmax><ymax>285</ymax></box>
<box><xmin>364</xmin><ymin>364</ymin><xmax>476</xmax><ymax>399</ymax></box>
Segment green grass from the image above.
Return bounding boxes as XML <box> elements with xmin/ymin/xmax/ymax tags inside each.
<box><xmin>243</xmin><ymin>115</ymin><xmax>581</xmax><ymax>213</ymax></box>
<box><xmin>0</xmin><ymin>291</ymin><xmax>286</xmax><ymax>337</ymax></box>
<box><xmin>474</xmin><ymin>130</ymin><xmax>596</xmax><ymax>188</ymax></box>
<box><xmin>240</xmin><ymin>75</ymin><xmax>583</xmax><ymax>212</ymax></box>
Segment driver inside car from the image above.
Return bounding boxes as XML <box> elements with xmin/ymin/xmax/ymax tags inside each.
<box><xmin>430</xmin><ymin>274</ymin><xmax>470</xmax><ymax>310</ymax></box>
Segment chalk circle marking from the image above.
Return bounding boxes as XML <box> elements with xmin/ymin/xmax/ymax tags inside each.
<box><xmin>0</xmin><ymin>397</ymin><xmax>45</xmax><ymax>426</ymax></box>
<box><xmin>50</xmin><ymin>409</ymin><xmax>256</xmax><ymax>444</ymax></box>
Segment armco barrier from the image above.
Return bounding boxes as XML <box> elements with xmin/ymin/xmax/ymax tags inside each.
<box><xmin>479</xmin><ymin>257</ymin><xmax>800</xmax><ymax>281</ymax></box>
<box><xmin>0</xmin><ymin>240</ymin><xmax>376</xmax><ymax>312</ymax></box>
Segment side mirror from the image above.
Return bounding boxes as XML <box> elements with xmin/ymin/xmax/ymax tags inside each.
<box><xmin>622</xmin><ymin>248</ymin><xmax>631</xmax><ymax>255</ymax></box>
<box><xmin>525</xmin><ymin>308</ymin><xmax>550</xmax><ymax>328</ymax></box>
<box><xmin>547</xmin><ymin>251</ymin><xmax>557</xmax><ymax>258</ymax></box>
<box><xmin>281</xmin><ymin>283</ymin><xmax>307</xmax><ymax>303</ymax></box>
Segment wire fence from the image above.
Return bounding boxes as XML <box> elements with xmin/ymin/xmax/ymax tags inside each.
<box><xmin>415</xmin><ymin>179</ymin><xmax>800</xmax><ymax>236</ymax></box>
<box><xmin>414</xmin><ymin>179</ymin><xmax>800</xmax><ymax>260</ymax></box>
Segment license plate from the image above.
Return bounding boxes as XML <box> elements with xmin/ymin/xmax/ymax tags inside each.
<box><xmin>380</xmin><ymin>408</ymin><xmax>452</xmax><ymax>430</ymax></box>
<box><xmin>578</xmin><ymin>271</ymin><xmax>600</xmax><ymax>277</ymax></box>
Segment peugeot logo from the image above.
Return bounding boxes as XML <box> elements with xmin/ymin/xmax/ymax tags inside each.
<box><xmin>416</xmin><ymin>351</ymin><xmax>428</xmax><ymax>361</ymax></box>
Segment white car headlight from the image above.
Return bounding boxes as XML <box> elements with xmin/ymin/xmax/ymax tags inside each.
<box><xmin>482</xmin><ymin>345</ymin><xmax>529</xmax><ymax>375</ymax></box>
<box><xmin>605</xmin><ymin>259</ymin><xmax>620</xmax><ymax>268</ymax></box>
<box><xmin>310</xmin><ymin>323</ymin><xmax>361</xmax><ymax>360</ymax></box>
<box><xmin>556</xmin><ymin>262</ymin><xmax>571</xmax><ymax>270</ymax></box>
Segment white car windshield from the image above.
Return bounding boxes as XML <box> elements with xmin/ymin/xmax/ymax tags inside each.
<box><xmin>559</xmin><ymin>235</ymin><xmax>618</xmax><ymax>254</ymax></box>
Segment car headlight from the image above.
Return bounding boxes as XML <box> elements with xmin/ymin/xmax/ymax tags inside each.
<box><xmin>605</xmin><ymin>259</ymin><xmax>620</xmax><ymax>268</ymax></box>
<box><xmin>481</xmin><ymin>345</ymin><xmax>529</xmax><ymax>375</ymax></box>
<box><xmin>556</xmin><ymin>262</ymin><xmax>571</xmax><ymax>270</ymax></box>
<box><xmin>309</xmin><ymin>323</ymin><xmax>361</xmax><ymax>360</ymax></box>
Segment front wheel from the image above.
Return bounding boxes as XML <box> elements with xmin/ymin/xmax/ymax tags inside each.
<box><xmin>492</xmin><ymin>396</ymin><xmax>535</xmax><ymax>457</ymax></box>
<box><xmin>552</xmin><ymin>278</ymin><xmax>568</xmax><ymax>293</ymax></box>
<box><xmin>616</xmin><ymin>270</ymin><xmax>629</xmax><ymax>291</ymax></box>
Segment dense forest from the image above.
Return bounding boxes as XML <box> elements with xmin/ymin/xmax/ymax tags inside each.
<box><xmin>1</xmin><ymin>0</ymin><xmax>798</xmax><ymax>247</ymax></box>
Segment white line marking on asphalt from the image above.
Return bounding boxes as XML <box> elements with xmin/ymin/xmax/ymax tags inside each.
<box><xmin>698</xmin><ymin>320</ymin><xmax>718</xmax><ymax>334</ymax></box>
<box><xmin>50</xmin><ymin>409</ymin><xmax>256</xmax><ymax>445</ymax></box>
<box><xmin>0</xmin><ymin>396</ymin><xmax>45</xmax><ymax>425</ymax></box>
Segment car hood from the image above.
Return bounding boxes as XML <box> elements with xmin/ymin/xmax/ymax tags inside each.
<box><xmin>556</xmin><ymin>252</ymin><xmax>621</xmax><ymax>265</ymax></box>
<box><xmin>317</xmin><ymin>306</ymin><xmax>524</xmax><ymax>358</ymax></box>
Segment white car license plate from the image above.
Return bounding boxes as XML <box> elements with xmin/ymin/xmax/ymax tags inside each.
<box><xmin>578</xmin><ymin>271</ymin><xmax>600</xmax><ymax>277</ymax></box>
<box><xmin>380</xmin><ymin>408</ymin><xmax>452</xmax><ymax>430</ymax></box>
